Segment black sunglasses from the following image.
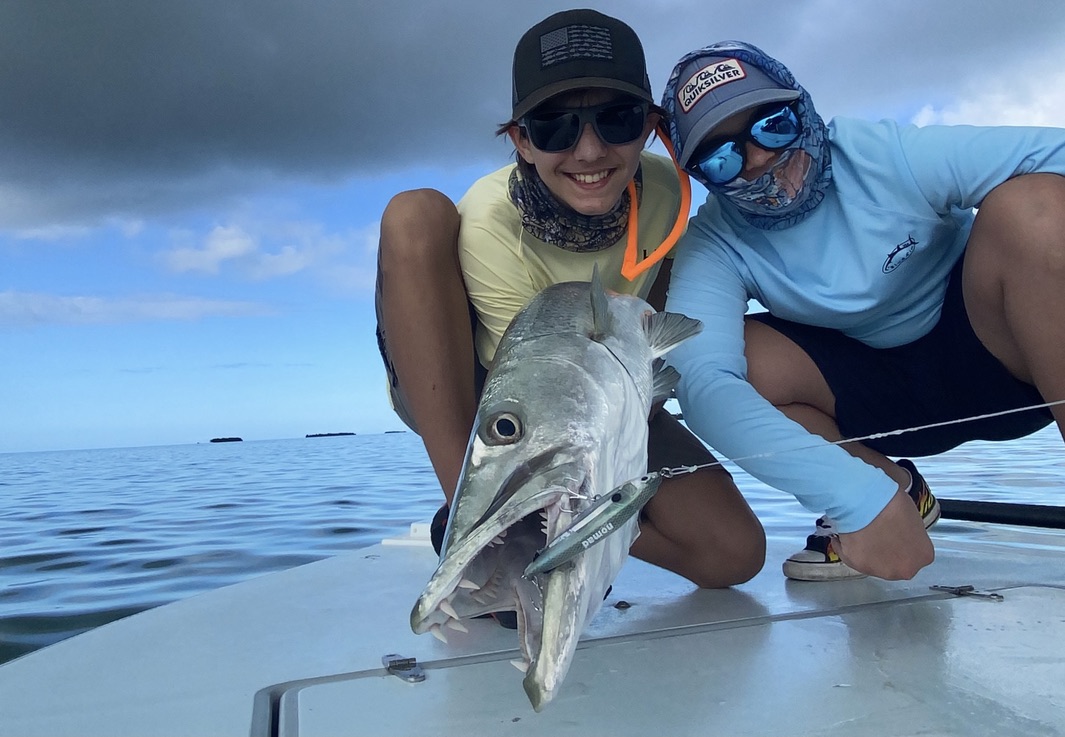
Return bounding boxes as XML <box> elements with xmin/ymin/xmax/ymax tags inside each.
<box><xmin>687</xmin><ymin>103</ymin><xmax>802</xmax><ymax>186</ymax></box>
<box><xmin>521</xmin><ymin>101</ymin><xmax>649</xmax><ymax>153</ymax></box>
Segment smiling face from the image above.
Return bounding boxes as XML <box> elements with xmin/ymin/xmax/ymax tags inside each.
<box><xmin>510</xmin><ymin>89</ymin><xmax>659</xmax><ymax>216</ymax></box>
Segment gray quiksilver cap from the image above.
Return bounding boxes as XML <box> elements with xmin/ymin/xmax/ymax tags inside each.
<box><xmin>672</xmin><ymin>55</ymin><xmax>799</xmax><ymax>167</ymax></box>
<box><xmin>511</xmin><ymin>9</ymin><xmax>653</xmax><ymax>120</ymax></box>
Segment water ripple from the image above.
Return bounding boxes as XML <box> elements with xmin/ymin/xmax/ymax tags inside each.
<box><xmin>0</xmin><ymin>433</ymin><xmax>442</xmax><ymax>664</ymax></box>
<box><xmin>1</xmin><ymin>428</ymin><xmax>1062</xmax><ymax>666</ymax></box>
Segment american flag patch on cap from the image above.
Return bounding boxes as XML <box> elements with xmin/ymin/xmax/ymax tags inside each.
<box><xmin>540</xmin><ymin>24</ymin><xmax>613</xmax><ymax>67</ymax></box>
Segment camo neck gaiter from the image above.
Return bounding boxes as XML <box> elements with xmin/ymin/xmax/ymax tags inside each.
<box><xmin>508</xmin><ymin>166</ymin><xmax>642</xmax><ymax>253</ymax></box>
<box><xmin>662</xmin><ymin>41</ymin><xmax>832</xmax><ymax>231</ymax></box>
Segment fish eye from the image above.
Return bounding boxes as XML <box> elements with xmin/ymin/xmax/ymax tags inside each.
<box><xmin>484</xmin><ymin>412</ymin><xmax>523</xmax><ymax>445</ymax></box>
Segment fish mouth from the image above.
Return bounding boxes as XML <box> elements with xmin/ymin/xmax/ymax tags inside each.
<box><xmin>410</xmin><ymin>453</ymin><xmax>587</xmax><ymax>669</ymax></box>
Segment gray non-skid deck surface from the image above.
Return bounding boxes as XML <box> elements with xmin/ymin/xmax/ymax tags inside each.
<box><xmin>1</xmin><ymin>519</ymin><xmax>1063</xmax><ymax>736</ymax></box>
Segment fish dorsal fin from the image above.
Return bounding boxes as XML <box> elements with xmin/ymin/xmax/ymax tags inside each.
<box><xmin>642</xmin><ymin>309</ymin><xmax>703</xmax><ymax>358</ymax></box>
<box><xmin>651</xmin><ymin>358</ymin><xmax>681</xmax><ymax>404</ymax></box>
<box><xmin>590</xmin><ymin>264</ymin><xmax>611</xmax><ymax>341</ymax></box>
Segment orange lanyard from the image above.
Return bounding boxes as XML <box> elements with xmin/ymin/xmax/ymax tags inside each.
<box><xmin>620</xmin><ymin>126</ymin><xmax>692</xmax><ymax>281</ymax></box>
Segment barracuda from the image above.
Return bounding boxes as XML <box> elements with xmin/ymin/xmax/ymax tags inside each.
<box><xmin>409</xmin><ymin>269</ymin><xmax>702</xmax><ymax>711</ymax></box>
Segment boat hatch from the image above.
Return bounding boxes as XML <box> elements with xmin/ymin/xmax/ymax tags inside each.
<box><xmin>270</xmin><ymin>585</ymin><xmax>1065</xmax><ymax>737</ymax></box>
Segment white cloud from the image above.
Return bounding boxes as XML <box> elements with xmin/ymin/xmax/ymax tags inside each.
<box><xmin>10</xmin><ymin>216</ymin><xmax>145</xmax><ymax>243</ymax></box>
<box><xmin>117</xmin><ymin>219</ymin><xmax>146</xmax><ymax>238</ymax></box>
<box><xmin>311</xmin><ymin>220</ymin><xmax>381</xmax><ymax>293</ymax></box>
<box><xmin>12</xmin><ymin>223</ymin><xmax>94</xmax><ymax>242</ymax></box>
<box><xmin>320</xmin><ymin>263</ymin><xmax>377</xmax><ymax>293</ymax></box>
<box><xmin>0</xmin><ymin>291</ymin><xmax>273</xmax><ymax>327</ymax></box>
<box><xmin>159</xmin><ymin>218</ymin><xmax>380</xmax><ymax>292</ymax></box>
<box><xmin>252</xmin><ymin>221</ymin><xmax>348</xmax><ymax>280</ymax></box>
<box><xmin>164</xmin><ymin>224</ymin><xmax>258</xmax><ymax>274</ymax></box>
<box><xmin>911</xmin><ymin>69</ymin><xmax>1065</xmax><ymax>128</ymax></box>
<box><xmin>246</xmin><ymin>245</ymin><xmax>314</xmax><ymax>280</ymax></box>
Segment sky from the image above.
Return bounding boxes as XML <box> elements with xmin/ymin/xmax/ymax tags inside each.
<box><xmin>2</xmin><ymin>1</ymin><xmax>1065</xmax><ymax>454</ymax></box>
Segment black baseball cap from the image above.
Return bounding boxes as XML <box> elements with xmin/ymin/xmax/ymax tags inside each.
<box><xmin>511</xmin><ymin>9</ymin><xmax>653</xmax><ymax>120</ymax></box>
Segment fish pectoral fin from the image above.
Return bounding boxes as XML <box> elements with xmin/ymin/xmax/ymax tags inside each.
<box><xmin>651</xmin><ymin>358</ymin><xmax>681</xmax><ymax>405</ymax></box>
<box><xmin>643</xmin><ymin>310</ymin><xmax>703</xmax><ymax>358</ymax></box>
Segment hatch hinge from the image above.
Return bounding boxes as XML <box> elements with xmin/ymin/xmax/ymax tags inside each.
<box><xmin>382</xmin><ymin>653</ymin><xmax>426</xmax><ymax>682</ymax></box>
<box><xmin>929</xmin><ymin>584</ymin><xmax>1004</xmax><ymax>602</ymax></box>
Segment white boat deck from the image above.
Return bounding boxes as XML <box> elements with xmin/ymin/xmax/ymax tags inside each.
<box><xmin>1</xmin><ymin>518</ymin><xmax>1063</xmax><ymax>736</ymax></box>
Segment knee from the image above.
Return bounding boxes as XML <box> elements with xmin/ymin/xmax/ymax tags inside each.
<box><xmin>724</xmin><ymin>528</ymin><xmax>767</xmax><ymax>586</ymax></box>
<box><xmin>379</xmin><ymin>189</ymin><xmax>460</xmax><ymax>268</ymax></box>
<box><xmin>383</xmin><ymin>188</ymin><xmax>459</xmax><ymax>232</ymax></box>
<box><xmin>981</xmin><ymin>172</ymin><xmax>1065</xmax><ymax>222</ymax></box>
<box><xmin>689</xmin><ymin>544</ymin><xmax>765</xmax><ymax>588</ymax></box>
<box><xmin>690</xmin><ymin>518</ymin><xmax>767</xmax><ymax>589</ymax></box>
<box><xmin>976</xmin><ymin>173</ymin><xmax>1065</xmax><ymax>272</ymax></box>
<box><xmin>743</xmin><ymin>319</ymin><xmax>831</xmax><ymax>412</ymax></box>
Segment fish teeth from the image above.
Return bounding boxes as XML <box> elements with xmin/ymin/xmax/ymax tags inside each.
<box><xmin>473</xmin><ymin>579</ymin><xmax>500</xmax><ymax>603</ymax></box>
<box><xmin>440</xmin><ymin>598</ymin><xmax>459</xmax><ymax>619</ymax></box>
<box><xmin>510</xmin><ymin>659</ymin><xmax>530</xmax><ymax>673</ymax></box>
<box><xmin>471</xmin><ymin>568</ymin><xmax>503</xmax><ymax>604</ymax></box>
<box><xmin>446</xmin><ymin>618</ymin><xmax>469</xmax><ymax>633</ymax></box>
<box><xmin>458</xmin><ymin>578</ymin><xmax>479</xmax><ymax>590</ymax></box>
<box><xmin>429</xmin><ymin>624</ymin><xmax>448</xmax><ymax>643</ymax></box>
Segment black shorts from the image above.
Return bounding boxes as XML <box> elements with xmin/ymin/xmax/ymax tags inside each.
<box><xmin>749</xmin><ymin>253</ymin><xmax>1053</xmax><ymax>457</ymax></box>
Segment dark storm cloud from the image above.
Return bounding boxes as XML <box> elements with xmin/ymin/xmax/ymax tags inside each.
<box><xmin>2</xmin><ymin>0</ymin><xmax>1064</xmax><ymax>228</ymax></box>
<box><xmin>2</xmin><ymin>1</ymin><xmax>512</xmax><ymax>175</ymax></box>
<box><xmin>0</xmin><ymin>0</ymin><xmax>539</xmax><ymax>226</ymax></box>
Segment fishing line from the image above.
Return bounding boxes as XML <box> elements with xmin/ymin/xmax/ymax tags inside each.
<box><xmin>534</xmin><ymin>396</ymin><xmax>1064</xmax><ymax>571</ymax></box>
<box><xmin>659</xmin><ymin>397</ymin><xmax>1065</xmax><ymax>478</ymax></box>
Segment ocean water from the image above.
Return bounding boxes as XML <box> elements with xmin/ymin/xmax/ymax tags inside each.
<box><xmin>1</xmin><ymin>427</ymin><xmax>1062</xmax><ymax>666</ymax></box>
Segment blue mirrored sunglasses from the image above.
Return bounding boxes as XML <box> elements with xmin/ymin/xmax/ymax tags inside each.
<box><xmin>687</xmin><ymin>103</ymin><xmax>802</xmax><ymax>186</ymax></box>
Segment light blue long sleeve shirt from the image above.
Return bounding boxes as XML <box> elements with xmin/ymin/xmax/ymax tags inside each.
<box><xmin>666</xmin><ymin>117</ymin><xmax>1065</xmax><ymax>531</ymax></box>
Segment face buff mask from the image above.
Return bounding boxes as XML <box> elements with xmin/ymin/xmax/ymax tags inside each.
<box><xmin>662</xmin><ymin>41</ymin><xmax>833</xmax><ymax>231</ymax></box>
<box><xmin>728</xmin><ymin>143</ymin><xmax>809</xmax><ymax>208</ymax></box>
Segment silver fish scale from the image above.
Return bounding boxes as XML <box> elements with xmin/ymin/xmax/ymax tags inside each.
<box><xmin>501</xmin><ymin>282</ymin><xmax>596</xmax><ymax>341</ymax></box>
